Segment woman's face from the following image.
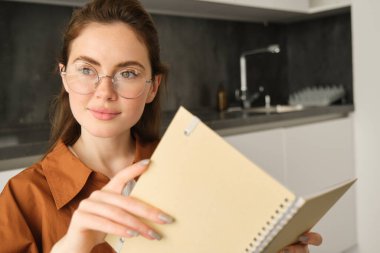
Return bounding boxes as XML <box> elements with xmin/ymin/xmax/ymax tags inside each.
<box><xmin>60</xmin><ymin>22</ymin><xmax>160</xmax><ymax>139</ymax></box>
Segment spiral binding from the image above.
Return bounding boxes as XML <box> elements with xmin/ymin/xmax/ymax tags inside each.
<box><xmin>244</xmin><ymin>197</ymin><xmax>304</xmax><ymax>253</ymax></box>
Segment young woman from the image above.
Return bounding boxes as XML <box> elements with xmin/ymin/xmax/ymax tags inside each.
<box><xmin>0</xmin><ymin>1</ymin><xmax>322</xmax><ymax>252</ymax></box>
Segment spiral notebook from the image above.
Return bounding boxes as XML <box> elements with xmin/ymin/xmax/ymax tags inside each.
<box><xmin>105</xmin><ymin>106</ymin><xmax>356</xmax><ymax>253</ymax></box>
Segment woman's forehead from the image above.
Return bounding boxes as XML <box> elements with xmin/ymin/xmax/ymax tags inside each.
<box><xmin>68</xmin><ymin>22</ymin><xmax>150</xmax><ymax>68</ymax></box>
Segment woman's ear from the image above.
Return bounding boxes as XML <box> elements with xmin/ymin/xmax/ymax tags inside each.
<box><xmin>59</xmin><ymin>63</ymin><xmax>69</xmax><ymax>92</ymax></box>
<box><xmin>146</xmin><ymin>74</ymin><xmax>162</xmax><ymax>103</ymax></box>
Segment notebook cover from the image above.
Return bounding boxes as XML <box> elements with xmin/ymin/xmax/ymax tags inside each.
<box><xmin>106</xmin><ymin>107</ymin><xmax>295</xmax><ymax>253</ymax></box>
<box><xmin>261</xmin><ymin>178</ymin><xmax>356</xmax><ymax>253</ymax></box>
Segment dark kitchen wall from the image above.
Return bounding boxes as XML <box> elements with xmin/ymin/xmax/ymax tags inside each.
<box><xmin>286</xmin><ymin>13</ymin><xmax>353</xmax><ymax>104</ymax></box>
<box><xmin>0</xmin><ymin>2</ymin><xmax>72</xmax><ymax>127</ymax></box>
<box><xmin>0</xmin><ymin>1</ymin><xmax>352</xmax><ymax>131</ymax></box>
<box><xmin>155</xmin><ymin>13</ymin><xmax>352</xmax><ymax>109</ymax></box>
<box><xmin>154</xmin><ymin>15</ymin><xmax>283</xmax><ymax>110</ymax></box>
<box><xmin>227</xmin><ymin>13</ymin><xmax>353</xmax><ymax>107</ymax></box>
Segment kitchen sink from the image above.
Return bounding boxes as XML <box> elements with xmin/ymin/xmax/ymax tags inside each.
<box><xmin>226</xmin><ymin>105</ymin><xmax>304</xmax><ymax>114</ymax></box>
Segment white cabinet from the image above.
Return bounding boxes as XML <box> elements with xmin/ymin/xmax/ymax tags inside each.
<box><xmin>198</xmin><ymin>0</ymin><xmax>351</xmax><ymax>11</ymax></box>
<box><xmin>198</xmin><ymin>0</ymin><xmax>309</xmax><ymax>12</ymax></box>
<box><xmin>224</xmin><ymin>116</ymin><xmax>357</xmax><ymax>253</ymax></box>
<box><xmin>224</xmin><ymin>128</ymin><xmax>285</xmax><ymax>182</ymax></box>
<box><xmin>284</xmin><ymin>117</ymin><xmax>356</xmax><ymax>193</ymax></box>
<box><xmin>196</xmin><ymin>0</ymin><xmax>351</xmax><ymax>13</ymax></box>
<box><xmin>309</xmin><ymin>0</ymin><xmax>351</xmax><ymax>12</ymax></box>
<box><xmin>284</xmin><ymin>117</ymin><xmax>357</xmax><ymax>253</ymax></box>
<box><xmin>10</xmin><ymin>0</ymin><xmax>350</xmax><ymax>23</ymax></box>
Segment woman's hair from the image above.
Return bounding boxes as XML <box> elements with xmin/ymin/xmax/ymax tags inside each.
<box><xmin>47</xmin><ymin>0</ymin><xmax>167</xmax><ymax>154</ymax></box>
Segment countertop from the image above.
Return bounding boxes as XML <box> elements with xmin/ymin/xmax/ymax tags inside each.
<box><xmin>181</xmin><ymin>104</ymin><xmax>354</xmax><ymax>136</ymax></box>
<box><xmin>0</xmin><ymin>105</ymin><xmax>354</xmax><ymax>171</ymax></box>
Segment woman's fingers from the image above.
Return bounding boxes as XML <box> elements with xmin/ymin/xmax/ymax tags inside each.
<box><xmin>75</xmin><ymin>158</ymin><xmax>175</xmax><ymax>241</ymax></box>
<box><xmin>77</xmin><ymin>198</ymin><xmax>161</xmax><ymax>240</ymax></box>
<box><xmin>70</xmin><ymin>159</ymin><xmax>174</xmax><ymax>241</ymax></box>
<box><xmin>58</xmin><ymin>159</ymin><xmax>172</xmax><ymax>251</ymax></box>
<box><xmin>103</xmin><ymin>159</ymin><xmax>150</xmax><ymax>193</ymax></box>
<box><xmin>278</xmin><ymin>232</ymin><xmax>322</xmax><ymax>253</ymax></box>
<box><xmin>279</xmin><ymin>244</ymin><xmax>309</xmax><ymax>253</ymax></box>
<box><xmin>70</xmin><ymin>209</ymin><xmax>140</xmax><ymax>239</ymax></box>
<box><xmin>89</xmin><ymin>190</ymin><xmax>173</xmax><ymax>224</ymax></box>
<box><xmin>298</xmin><ymin>232</ymin><xmax>323</xmax><ymax>246</ymax></box>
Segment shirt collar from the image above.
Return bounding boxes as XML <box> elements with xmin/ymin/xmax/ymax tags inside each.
<box><xmin>41</xmin><ymin>138</ymin><xmax>158</xmax><ymax>210</ymax></box>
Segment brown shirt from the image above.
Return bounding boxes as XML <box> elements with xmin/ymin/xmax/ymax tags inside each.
<box><xmin>0</xmin><ymin>139</ymin><xmax>157</xmax><ymax>253</ymax></box>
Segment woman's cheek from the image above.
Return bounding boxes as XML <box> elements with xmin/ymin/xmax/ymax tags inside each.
<box><xmin>68</xmin><ymin>93</ymin><xmax>90</xmax><ymax>124</ymax></box>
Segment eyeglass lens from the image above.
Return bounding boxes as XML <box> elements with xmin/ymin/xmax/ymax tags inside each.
<box><xmin>63</xmin><ymin>62</ymin><xmax>151</xmax><ymax>99</ymax></box>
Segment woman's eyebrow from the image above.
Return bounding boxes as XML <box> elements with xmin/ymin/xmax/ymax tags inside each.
<box><xmin>74</xmin><ymin>56</ymin><xmax>100</xmax><ymax>66</ymax></box>
<box><xmin>116</xmin><ymin>61</ymin><xmax>146</xmax><ymax>70</ymax></box>
<box><xmin>73</xmin><ymin>56</ymin><xmax>146</xmax><ymax>70</ymax></box>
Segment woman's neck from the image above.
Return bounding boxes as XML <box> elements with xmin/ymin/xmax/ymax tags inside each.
<box><xmin>71</xmin><ymin>130</ymin><xmax>136</xmax><ymax>178</ymax></box>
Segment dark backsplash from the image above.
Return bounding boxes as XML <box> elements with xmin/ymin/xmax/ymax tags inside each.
<box><xmin>0</xmin><ymin>1</ymin><xmax>352</xmax><ymax>130</ymax></box>
<box><xmin>0</xmin><ymin>2</ymin><xmax>72</xmax><ymax>127</ymax></box>
<box><xmin>285</xmin><ymin>14</ymin><xmax>353</xmax><ymax>104</ymax></box>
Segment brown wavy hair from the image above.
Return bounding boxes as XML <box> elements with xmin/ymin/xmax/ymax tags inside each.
<box><xmin>46</xmin><ymin>0</ymin><xmax>167</xmax><ymax>154</ymax></box>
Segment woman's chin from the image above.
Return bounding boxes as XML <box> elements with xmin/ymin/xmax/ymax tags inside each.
<box><xmin>84</xmin><ymin>127</ymin><xmax>129</xmax><ymax>139</ymax></box>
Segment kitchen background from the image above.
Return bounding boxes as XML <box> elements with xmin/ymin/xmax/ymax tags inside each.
<box><xmin>1</xmin><ymin>1</ymin><xmax>380</xmax><ymax>253</ymax></box>
<box><xmin>0</xmin><ymin>1</ymin><xmax>352</xmax><ymax>130</ymax></box>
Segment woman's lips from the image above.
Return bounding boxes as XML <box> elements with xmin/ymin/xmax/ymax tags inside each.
<box><xmin>89</xmin><ymin>108</ymin><xmax>121</xmax><ymax>120</ymax></box>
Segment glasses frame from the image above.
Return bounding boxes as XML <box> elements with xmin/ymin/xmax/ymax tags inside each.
<box><xmin>61</xmin><ymin>63</ymin><xmax>153</xmax><ymax>99</ymax></box>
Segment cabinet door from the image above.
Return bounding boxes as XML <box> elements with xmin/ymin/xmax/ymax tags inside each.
<box><xmin>224</xmin><ymin>128</ymin><xmax>285</xmax><ymax>183</ymax></box>
<box><xmin>234</xmin><ymin>0</ymin><xmax>308</xmax><ymax>12</ymax></box>
<box><xmin>284</xmin><ymin>116</ymin><xmax>357</xmax><ymax>253</ymax></box>
<box><xmin>0</xmin><ymin>168</ymin><xmax>24</xmax><ymax>192</ymax></box>
<box><xmin>198</xmin><ymin>0</ymin><xmax>309</xmax><ymax>12</ymax></box>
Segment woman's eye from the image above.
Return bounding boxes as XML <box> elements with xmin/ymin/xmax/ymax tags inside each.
<box><xmin>120</xmin><ymin>70</ymin><xmax>139</xmax><ymax>79</ymax></box>
<box><xmin>79</xmin><ymin>67</ymin><xmax>94</xmax><ymax>75</ymax></box>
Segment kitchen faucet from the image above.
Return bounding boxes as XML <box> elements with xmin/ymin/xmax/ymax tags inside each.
<box><xmin>236</xmin><ymin>44</ymin><xmax>280</xmax><ymax>109</ymax></box>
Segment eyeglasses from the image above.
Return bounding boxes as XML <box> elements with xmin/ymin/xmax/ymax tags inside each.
<box><xmin>61</xmin><ymin>61</ymin><xmax>152</xmax><ymax>99</ymax></box>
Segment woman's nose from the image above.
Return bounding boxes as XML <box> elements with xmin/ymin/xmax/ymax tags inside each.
<box><xmin>94</xmin><ymin>75</ymin><xmax>118</xmax><ymax>100</ymax></box>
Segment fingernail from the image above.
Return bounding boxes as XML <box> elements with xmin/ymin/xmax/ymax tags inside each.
<box><xmin>138</xmin><ymin>159</ymin><xmax>150</xmax><ymax>166</ymax></box>
<box><xmin>158</xmin><ymin>213</ymin><xmax>175</xmax><ymax>224</ymax></box>
<box><xmin>127</xmin><ymin>230</ymin><xmax>139</xmax><ymax>237</ymax></box>
<box><xmin>298</xmin><ymin>235</ymin><xmax>309</xmax><ymax>244</ymax></box>
<box><xmin>148</xmin><ymin>230</ymin><xmax>162</xmax><ymax>240</ymax></box>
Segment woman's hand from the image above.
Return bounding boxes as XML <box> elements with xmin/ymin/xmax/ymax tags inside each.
<box><xmin>51</xmin><ymin>159</ymin><xmax>174</xmax><ymax>253</ymax></box>
<box><xmin>278</xmin><ymin>232</ymin><xmax>323</xmax><ymax>253</ymax></box>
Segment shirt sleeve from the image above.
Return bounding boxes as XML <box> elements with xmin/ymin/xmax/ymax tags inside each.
<box><xmin>0</xmin><ymin>181</ymin><xmax>40</xmax><ymax>253</ymax></box>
